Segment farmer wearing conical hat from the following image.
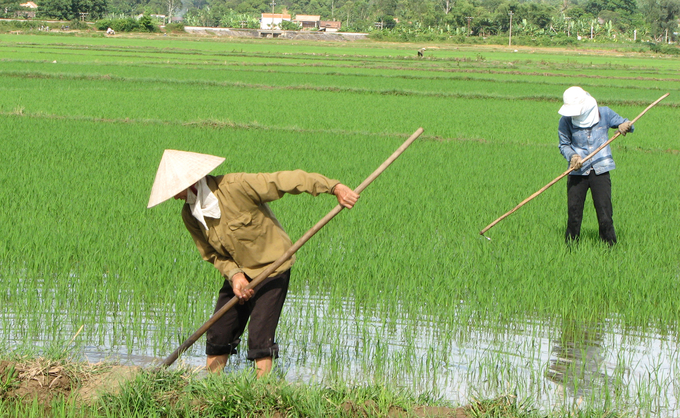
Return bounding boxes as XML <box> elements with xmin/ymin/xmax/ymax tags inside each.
<box><xmin>148</xmin><ymin>150</ymin><xmax>359</xmax><ymax>376</ymax></box>
<box><xmin>558</xmin><ymin>86</ymin><xmax>633</xmax><ymax>246</ymax></box>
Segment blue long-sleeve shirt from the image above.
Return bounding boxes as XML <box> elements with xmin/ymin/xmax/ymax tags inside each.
<box><xmin>558</xmin><ymin>106</ymin><xmax>633</xmax><ymax>175</ymax></box>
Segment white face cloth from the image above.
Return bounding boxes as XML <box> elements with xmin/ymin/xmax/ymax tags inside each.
<box><xmin>571</xmin><ymin>99</ymin><xmax>600</xmax><ymax>128</ymax></box>
<box><xmin>186</xmin><ymin>177</ymin><xmax>221</xmax><ymax>230</ymax></box>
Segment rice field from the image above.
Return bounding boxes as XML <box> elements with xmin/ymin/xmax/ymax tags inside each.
<box><xmin>1</xmin><ymin>33</ymin><xmax>679</xmax><ymax>416</ymax></box>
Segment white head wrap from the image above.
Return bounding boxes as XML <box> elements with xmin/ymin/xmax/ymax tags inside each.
<box><xmin>186</xmin><ymin>177</ymin><xmax>222</xmax><ymax>230</ymax></box>
<box><xmin>559</xmin><ymin>86</ymin><xmax>600</xmax><ymax>128</ymax></box>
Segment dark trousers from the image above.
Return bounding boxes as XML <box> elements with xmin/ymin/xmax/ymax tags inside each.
<box><xmin>566</xmin><ymin>171</ymin><xmax>617</xmax><ymax>245</ymax></box>
<box><xmin>206</xmin><ymin>269</ymin><xmax>290</xmax><ymax>360</ymax></box>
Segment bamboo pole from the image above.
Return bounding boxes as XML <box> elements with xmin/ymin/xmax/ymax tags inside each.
<box><xmin>480</xmin><ymin>93</ymin><xmax>669</xmax><ymax>237</ymax></box>
<box><xmin>161</xmin><ymin>127</ymin><xmax>424</xmax><ymax>367</ymax></box>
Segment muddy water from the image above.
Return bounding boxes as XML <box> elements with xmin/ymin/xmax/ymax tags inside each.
<box><xmin>4</xmin><ymin>291</ymin><xmax>678</xmax><ymax>416</ymax></box>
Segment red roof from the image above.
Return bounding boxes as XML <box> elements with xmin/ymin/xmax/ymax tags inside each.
<box><xmin>319</xmin><ymin>21</ymin><xmax>341</xmax><ymax>29</ymax></box>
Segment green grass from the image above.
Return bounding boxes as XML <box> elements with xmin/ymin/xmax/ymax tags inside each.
<box><xmin>0</xmin><ymin>355</ymin><xmax>629</xmax><ymax>418</ymax></box>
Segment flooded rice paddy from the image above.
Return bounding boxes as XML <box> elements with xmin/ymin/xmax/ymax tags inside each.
<box><xmin>4</xmin><ymin>289</ymin><xmax>678</xmax><ymax>417</ymax></box>
<box><xmin>1</xmin><ymin>36</ymin><xmax>679</xmax><ymax>418</ymax></box>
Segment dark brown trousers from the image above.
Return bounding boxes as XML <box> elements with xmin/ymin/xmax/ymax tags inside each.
<box><xmin>206</xmin><ymin>269</ymin><xmax>290</xmax><ymax>360</ymax></box>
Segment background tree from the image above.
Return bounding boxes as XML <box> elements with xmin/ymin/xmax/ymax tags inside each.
<box><xmin>582</xmin><ymin>0</ymin><xmax>638</xmax><ymax>29</ymax></box>
<box><xmin>442</xmin><ymin>0</ymin><xmax>452</xmax><ymax>14</ymax></box>
<box><xmin>581</xmin><ymin>0</ymin><xmax>607</xmax><ymax>16</ymax></box>
<box><xmin>640</xmin><ymin>0</ymin><xmax>680</xmax><ymax>40</ymax></box>
<box><xmin>609</xmin><ymin>0</ymin><xmax>637</xmax><ymax>15</ymax></box>
<box><xmin>166</xmin><ymin>0</ymin><xmax>180</xmax><ymax>19</ymax></box>
<box><xmin>39</xmin><ymin>0</ymin><xmax>107</xmax><ymax>19</ymax></box>
<box><xmin>339</xmin><ymin>0</ymin><xmax>352</xmax><ymax>26</ymax></box>
<box><xmin>474</xmin><ymin>10</ymin><xmax>496</xmax><ymax>35</ymax></box>
<box><xmin>446</xmin><ymin>0</ymin><xmax>475</xmax><ymax>27</ymax></box>
<box><xmin>20</xmin><ymin>0</ymin><xmax>675</xmax><ymax>41</ymax></box>
<box><xmin>492</xmin><ymin>0</ymin><xmax>518</xmax><ymax>32</ymax></box>
<box><xmin>38</xmin><ymin>0</ymin><xmax>75</xmax><ymax>19</ymax></box>
<box><xmin>518</xmin><ymin>2</ymin><xmax>553</xmax><ymax>28</ymax></box>
<box><xmin>77</xmin><ymin>0</ymin><xmax>107</xmax><ymax>18</ymax></box>
<box><xmin>564</xmin><ymin>5</ymin><xmax>593</xmax><ymax>20</ymax></box>
<box><xmin>1</xmin><ymin>0</ymin><xmax>22</xmax><ymax>17</ymax></box>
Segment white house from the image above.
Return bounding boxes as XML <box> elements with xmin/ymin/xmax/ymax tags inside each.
<box><xmin>17</xmin><ymin>1</ymin><xmax>37</xmax><ymax>18</ymax></box>
<box><xmin>260</xmin><ymin>13</ymin><xmax>291</xmax><ymax>30</ymax></box>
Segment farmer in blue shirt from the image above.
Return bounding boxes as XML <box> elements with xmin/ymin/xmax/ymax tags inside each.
<box><xmin>558</xmin><ymin>86</ymin><xmax>633</xmax><ymax>246</ymax></box>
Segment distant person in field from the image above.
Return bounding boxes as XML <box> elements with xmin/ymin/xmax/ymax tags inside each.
<box><xmin>558</xmin><ymin>86</ymin><xmax>633</xmax><ymax>246</ymax></box>
<box><xmin>417</xmin><ymin>48</ymin><xmax>425</xmax><ymax>57</ymax></box>
<box><xmin>147</xmin><ymin>150</ymin><xmax>359</xmax><ymax>376</ymax></box>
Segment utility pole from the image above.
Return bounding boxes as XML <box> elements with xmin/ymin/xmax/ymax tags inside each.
<box><xmin>508</xmin><ymin>11</ymin><xmax>513</xmax><ymax>47</ymax></box>
<box><xmin>269</xmin><ymin>0</ymin><xmax>276</xmax><ymax>28</ymax></box>
<box><xmin>466</xmin><ymin>16</ymin><xmax>472</xmax><ymax>36</ymax></box>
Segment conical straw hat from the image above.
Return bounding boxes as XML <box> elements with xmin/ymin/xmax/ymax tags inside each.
<box><xmin>147</xmin><ymin>149</ymin><xmax>225</xmax><ymax>208</ymax></box>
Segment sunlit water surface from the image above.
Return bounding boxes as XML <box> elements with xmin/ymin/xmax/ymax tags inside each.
<box><xmin>4</xmin><ymin>290</ymin><xmax>678</xmax><ymax>417</ymax></box>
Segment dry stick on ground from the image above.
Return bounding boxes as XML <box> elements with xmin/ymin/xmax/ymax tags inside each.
<box><xmin>161</xmin><ymin>127</ymin><xmax>425</xmax><ymax>368</ymax></box>
<box><xmin>479</xmin><ymin>93</ymin><xmax>670</xmax><ymax>237</ymax></box>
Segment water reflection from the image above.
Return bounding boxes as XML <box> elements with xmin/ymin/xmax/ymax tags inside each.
<box><xmin>545</xmin><ymin>320</ymin><xmax>614</xmax><ymax>406</ymax></box>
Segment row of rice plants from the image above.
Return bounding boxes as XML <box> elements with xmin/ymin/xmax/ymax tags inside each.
<box><xmin>4</xmin><ymin>34</ymin><xmax>680</xmax><ymax>75</ymax></box>
<box><xmin>2</xmin><ymin>39</ymin><xmax>676</xmax><ymax>121</ymax></box>
<box><xmin>2</xmin><ymin>49</ymin><xmax>679</xmax><ymax>102</ymax></box>
<box><xmin>0</xmin><ymin>72</ymin><xmax>676</xmax><ymax>153</ymax></box>
<box><xmin>2</xmin><ymin>35</ymin><xmax>678</xmax><ymax>93</ymax></box>
<box><xmin>2</xmin><ymin>62</ymin><xmax>677</xmax><ymax>105</ymax></box>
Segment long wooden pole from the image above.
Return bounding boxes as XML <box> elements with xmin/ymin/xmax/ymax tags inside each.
<box><xmin>480</xmin><ymin>93</ymin><xmax>669</xmax><ymax>237</ymax></box>
<box><xmin>161</xmin><ymin>127</ymin><xmax>424</xmax><ymax>367</ymax></box>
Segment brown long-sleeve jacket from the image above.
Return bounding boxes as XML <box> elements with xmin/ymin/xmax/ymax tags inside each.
<box><xmin>181</xmin><ymin>170</ymin><xmax>339</xmax><ymax>283</ymax></box>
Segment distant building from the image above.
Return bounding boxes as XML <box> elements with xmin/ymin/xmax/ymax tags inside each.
<box><xmin>16</xmin><ymin>1</ymin><xmax>37</xmax><ymax>18</ymax></box>
<box><xmin>294</xmin><ymin>15</ymin><xmax>320</xmax><ymax>29</ymax></box>
<box><xmin>260</xmin><ymin>13</ymin><xmax>291</xmax><ymax>30</ymax></box>
<box><xmin>319</xmin><ymin>20</ymin><xmax>341</xmax><ymax>32</ymax></box>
